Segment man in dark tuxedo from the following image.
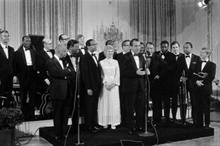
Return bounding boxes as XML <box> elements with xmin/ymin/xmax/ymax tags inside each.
<box><xmin>193</xmin><ymin>47</ymin><xmax>216</xmax><ymax>128</ymax></box>
<box><xmin>146</xmin><ymin>43</ymin><xmax>163</xmax><ymax>125</ymax></box>
<box><xmin>170</xmin><ymin>41</ymin><xmax>184</xmax><ymax>121</ymax></box>
<box><xmin>122</xmin><ymin>38</ymin><xmax>146</xmax><ymax>134</ymax></box>
<box><xmin>62</xmin><ymin>39</ymin><xmax>79</xmax><ymax>131</ymax></box>
<box><xmin>14</xmin><ymin>35</ymin><xmax>38</xmax><ymax>120</ymax></box>
<box><xmin>116</xmin><ymin>40</ymin><xmax>130</xmax><ymax>126</ymax></box>
<box><xmin>0</xmin><ymin>30</ymin><xmax>15</xmax><ymax>107</ymax></box>
<box><xmin>36</xmin><ymin>38</ymin><xmax>53</xmax><ymax>108</ymax></box>
<box><xmin>157</xmin><ymin>40</ymin><xmax>176</xmax><ymax>122</ymax></box>
<box><xmin>81</xmin><ymin>39</ymin><xmax>102</xmax><ymax>133</ymax></box>
<box><xmin>178</xmin><ymin>42</ymin><xmax>200</xmax><ymax>124</ymax></box>
<box><xmin>46</xmin><ymin>43</ymin><xmax>73</xmax><ymax>140</ymax></box>
<box><xmin>76</xmin><ymin>34</ymin><xmax>87</xmax><ymax>55</ymax></box>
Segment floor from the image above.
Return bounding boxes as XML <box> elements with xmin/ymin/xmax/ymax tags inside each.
<box><xmin>15</xmin><ymin>104</ymin><xmax>220</xmax><ymax>146</ymax></box>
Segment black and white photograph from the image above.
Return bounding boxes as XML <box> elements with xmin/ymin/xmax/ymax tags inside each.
<box><xmin>0</xmin><ymin>0</ymin><xmax>219</xmax><ymax>146</ymax></box>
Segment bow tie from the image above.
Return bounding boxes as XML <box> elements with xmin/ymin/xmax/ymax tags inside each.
<box><xmin>91</xmin><ymin>53</ymin><xmax>96</xmax><ymax>56</ymax></box>
<box><xmin>185</xmin><ymin>55</ymin><xmax>190</xmax><ymax>58</ymax></box>
<box><xmin>25</xmin><ymin>48</ymin><xmax>30</xmax><ymax>51</ymax></box>
<box><xmin>202</xmin><ymin>60</ymin><xmax>207</xmax><ymax>63</ymax></box>
<box><xmin>133</xmin><ymin>54</ymin><xmax>139</xmax><ymax>56</ymax></box>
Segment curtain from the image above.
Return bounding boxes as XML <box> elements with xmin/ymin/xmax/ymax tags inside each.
<box><xmin>24</xmin><ymin>0</ymin><xmax>79</xmax><ymax>47</ymax></box>
<box><xmin>130</xmin><ymin>0</ymin><xmax>176</xmax><ymax>49</ymax></box>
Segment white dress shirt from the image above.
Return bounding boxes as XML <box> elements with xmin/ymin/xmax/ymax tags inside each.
<box><xmin>132</xmin><ymin>51</ymin><xmax>140</xmax><ymax>69</ymax></box>
<box><xmin>88</xmin><ymin>51</ymin><xmax>98</xmax><ymax>66</ymax></box>
<box><xmin>1</xmin><ymin>43</ymin><xmax>9</xmax><ymax>59</ymax></box>
<box><xmin>54</xmin><ymin>54</ymin><xmax>64</xmax><ymax>69</ymax></box>
<box><xmin>44</xmin><ymin>48</ymin><xmax>53</xmax><ymax>58</ymax></box>
<box><xmin>67</xmin><ymin>52</ymin><xmax>76</xmax><ymax>71</ymax></box>
<box><xmin>185</xmin><ymin>53</ymin><xmax>192</xmax><ymax>69</ymax></box>
<box><xmin>201</xmin><ymin>59</ymin><xmax>208</xmax><ymax>71</ymax></box>
<box><xmin>23</xmin><ymin>47</ymin><xmax>33</xmax><ymax>66</ymax></box>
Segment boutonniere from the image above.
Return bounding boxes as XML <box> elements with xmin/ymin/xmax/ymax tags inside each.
<box><xmin>161</xmin><ymin>55</ymin><xmax>165</xmax><ymax>59</ymax></box>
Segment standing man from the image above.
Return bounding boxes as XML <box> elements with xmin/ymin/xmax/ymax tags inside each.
<box><xmin>122</xmin><ymin>38</ymin><xmax>146</xmax><ymax>134</ymax></box>
<box><xmin>178</xmin><ymin>42</ymin><xmax>200</xmax><ymax>124</ymax></box>
<box><xmin>193</xmin><ymin>47</ymin><xmax>216</xmax><ymax>128</ymax></box>
<box><xmin>81</xmin><ymin>39</ymin><xmax>102</xmax><ymax>133</ymax></box>
<box><xmin>117</xmin><ymin>40</ymin><xmax>130</xmax><ymax>126</ymax></box>
<box><xmin>14</xmin><ymin>35</ymin><xmax>38</xmax><ymax>120</ymax></box>
<box><xmin>63</xmin><ymin>39</ymin><xmax>79</xmax><ymax>130</ymax></box>
<box><xmin>76</xmin><ymin>34</ymin><xmax>86</xmax><ymax>55</ymax></box>
<box><xmin>158</xmin><ymin>40</ymin><xmax>176</xmax><ymax>122</ymax></box>
<box><xmin>36</xmin><ymin>38</ymin><xmax>53</xmax><ymax>108</ymax></box>
<box><xmin>0</xmin><ymin>30</ymin><xmax>15</xmax><ymax>107</ymax></box>
<box><xmin>46</xmin><ymin>43</ymin><xmax>73</xmax><ymax>140</ymax></box>
<box><xmin>171</xmin><ymin>41</ymin><xmax>184</xmax><ymax>121</ymax></box>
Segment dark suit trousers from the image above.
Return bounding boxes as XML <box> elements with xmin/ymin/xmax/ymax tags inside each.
<box><xmin>124</xmin><ymin>78</ymin><xmax>145</xmax><ymax>129</ymax></box>
<box><xmin>53</xmin><ymin>99</ymin><xmax>69</xmax><ymax>137</ymax></box>
<box><xmin>20</xmin><ymin>67</ymin><xmax>36</xmax><ymax>120</ymax></box>
<box><xmin>150</xmin><ymin>79</ymin><xmax>162</xmax><ymax>124</ymax></box>
<box><xmin>194</xmin><ymin>92</ymin><xmax>210</xmax><ymax>127</ymax></box>
<box><xmin>85</xmin><ymin>94</ymin><xmax>98</xmax><ymax>128</ymax></box>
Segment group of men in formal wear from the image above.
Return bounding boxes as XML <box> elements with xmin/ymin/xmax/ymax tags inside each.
<box><xmin>0</xmin><ymin>29</ymin><xmax>216</xmax><ymax>140</ymax></box>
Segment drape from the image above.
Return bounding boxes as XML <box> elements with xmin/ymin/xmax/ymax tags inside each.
<box><xmin>23</xmin><ymin>0</ymin><xmax>79</xmax><ymax>47</ymax></box>
<box><xmin>130</xmin><ymin>0</ymin><xmax>176</xmax><ymax>49</ymax></box>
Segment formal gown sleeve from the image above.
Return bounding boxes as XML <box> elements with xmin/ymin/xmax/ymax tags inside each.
<box><xmin>114</xmin><ymin>60</ymin><xmax>120</xmax><ymax>86</ymax></box>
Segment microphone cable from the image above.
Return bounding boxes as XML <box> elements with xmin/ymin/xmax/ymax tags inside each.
<box><xmin>63</xmin><ymin>60</ymin><xmax>80</xmax><ymax>146</ymax></box>
<box><xmin>146</xmin><ymin>72</ymin><xmax>159</xmax><ymax>145</ymax></box>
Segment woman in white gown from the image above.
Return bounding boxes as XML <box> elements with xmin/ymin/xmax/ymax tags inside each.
<box><xmin>98</xmin><ymin>45</ymin><xmax>121</xmax><ymax>129</ymax></box>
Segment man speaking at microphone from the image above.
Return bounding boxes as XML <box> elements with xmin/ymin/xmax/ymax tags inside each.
<box><xmin>46</xmin><ymin>41</ymin><xmax>74</xmax><ymax>141</ymax></box>
<box><xmin>63</xmin><ymin>39</ymin><xmax>80</xmax><ymax>133</ymax></box>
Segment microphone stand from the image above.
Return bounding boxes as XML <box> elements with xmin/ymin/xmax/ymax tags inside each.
<box><xmin>75</xmin><ymin>57</ymin><xmax>84</xmax><ymax>146</ymax></box>
<box><xmin>139</xmin><ymin>70</ymin><xmax>154</xmax><ymax>137</ymax></box>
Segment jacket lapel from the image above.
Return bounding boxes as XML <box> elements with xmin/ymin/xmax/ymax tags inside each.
<box><xmin>0</xmin><ymin>45</ymin><xmax>7</xmax><ymax>59</ymax></box>
<box><xmin>129</xmin><ymin>52</ymin><xmax>138</xmax><ymax>70</ymax></box>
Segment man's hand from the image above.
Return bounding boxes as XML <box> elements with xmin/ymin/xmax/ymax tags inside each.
<box><xmin>44</xmin><ymin>78</ymin><xmax>50</xmax><ymax>85</ymax></box>
<box><xmin>180</xmin><ymin>76</ymin><xmax>187</xmax><ymax>82</ymax></box>
<box><xmin>196</xmin><ymin>80</ymin><xmax>204</xmax><ymax>87</ymax></box>
<box><xmin>136</xmin><ymin>68</ymin><xmax>146</xmax><ymax>76</ymax></box>
<box><xmin>154</xmin><ymin>75</ymin><xmax>160</xmax><ymax>79</ymax></box>
<box><xmin>87</xmin><ymin>89</ymin><xmax>93</xmax><ymax>96</ymax></box>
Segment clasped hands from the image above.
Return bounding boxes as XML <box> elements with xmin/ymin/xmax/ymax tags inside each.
<box><xmin>104</xmin><ymin>81</ymin><xmax>116</xmax><ymax>91</ymax></box>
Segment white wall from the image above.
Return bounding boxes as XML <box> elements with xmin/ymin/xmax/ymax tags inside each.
<box><xmin>176</xmin><ymin>0</ymin><xmax>220</xmax><ymax>80</ymax></box>
<box><xmin>0</xmin><ymin>0</ymin><xmax>24</xmax><ymax>50</ymax></box>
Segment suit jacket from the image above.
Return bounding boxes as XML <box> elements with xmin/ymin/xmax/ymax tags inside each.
<box><xmin>151</xmin><ymin>51</ymin><xmax>175</xmax><ymax>94</ymax></box>
<box><xmin>178</xmin><ymin>53</ymin><xmax>200</xmax><ymax>91</ymax></box>
<box><xmin>193</xmin><ymin>60</ymin><xmax>216</xmax><ymax>95</ymax></box>
<box><xmin>62</xmin><ymin>54</ymin><xmax>77</xmax><ymax>98</ymax></box>
<box><xmin>46</xmin><ymin>57</ymin><xmax>72</xmax><ymax>100</ymax></box>
<box><xmin>37</xmin><ymin>49</ymin><xmax>53</xmax><ymax>81</ymax></box>
<box><xmin>0</xmin><ymin>45</ymin><xmax>14</xmax><ymax>94</ymax></box>
<box><xmin>121</xmin><ymin>52</ymin><xmax>146</xmax><ymax>92</ymax></box>
<box><xmin>81</xmin><ymin>51</ymin><xmax>102</xmax><ymax>97</ymax></box>
<box><xmin>14</xmin><ymin>45</ymin><xmax>38</xmax><ymax>88</ymax></box>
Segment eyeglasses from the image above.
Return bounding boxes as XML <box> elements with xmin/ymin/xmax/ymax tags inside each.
<box><xmin>90</xmin><ymin>43</ymin><xmax>97</xmax><ymax>46</ymax></box>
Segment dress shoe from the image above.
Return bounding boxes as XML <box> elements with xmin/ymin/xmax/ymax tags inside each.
<box><xmin>111</xmin><ymin>125</ymin><xmax>116</xmax><ymax>130</ymax></box>
<box><xmin>88</xmin><ymin>127</ymin><xmax>99</xmax><ymax>133</ymax></box>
